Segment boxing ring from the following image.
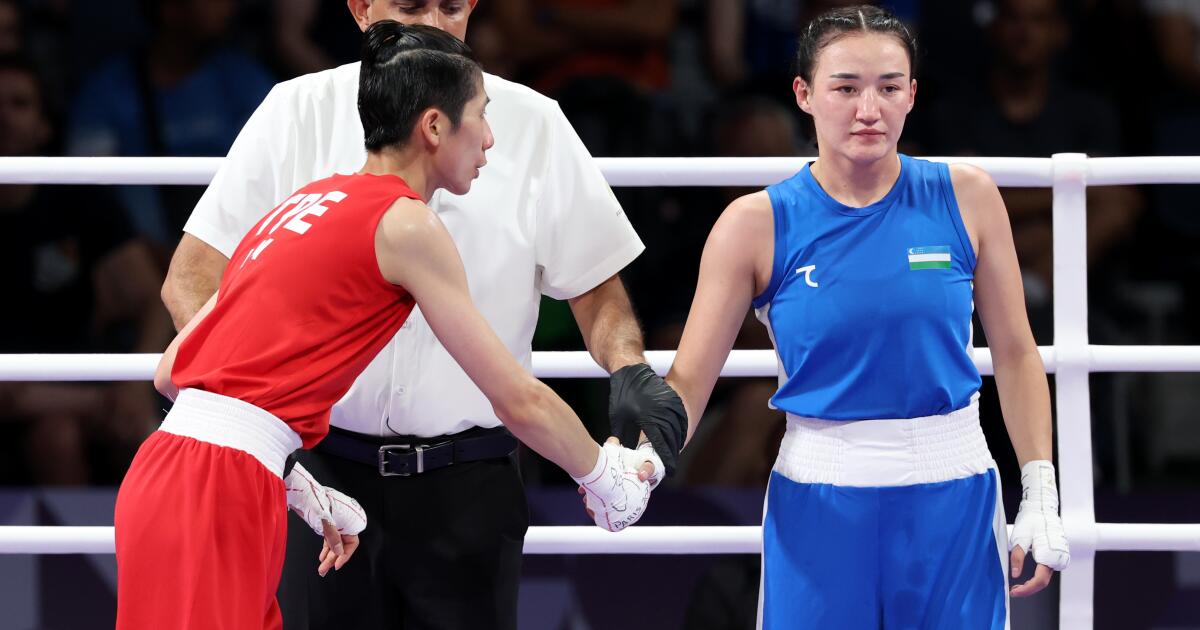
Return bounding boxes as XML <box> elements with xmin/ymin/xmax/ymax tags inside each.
<box><xmin>2</xmin><ymin>153</ymin><xmax>1200</xmax><ymax>629</ymax></box>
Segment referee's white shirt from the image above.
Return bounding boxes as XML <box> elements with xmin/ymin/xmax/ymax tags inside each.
<box><xmin>184</xmin><ymin>63</ymin><xmax>644</xmax><ymax>438</ymax></box>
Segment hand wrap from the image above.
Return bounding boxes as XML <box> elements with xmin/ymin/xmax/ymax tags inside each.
<box><xmin>1010</xmin><ymin>460</ymin><xmax>1071</xmax><ymax>571</ymax></box>
<box><xmin>608</xmin><ymin>363</ymin><xmax>686</xmax><ymax>476</ymax></box>
<box><xmin>572</xmin><ymin>442</ymin><xmax>658</xmax><ymax>532</ymax></box>
<box><xmin>284</xmin><ymin>462</ymin><xmax>367</xmax><ymax>537</ymax></box>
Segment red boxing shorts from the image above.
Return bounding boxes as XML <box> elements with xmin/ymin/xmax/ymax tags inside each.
<box><xmin>115</xmin><ymin>388</ymin><xmax>303</xmax><ymax>630</ymax></box>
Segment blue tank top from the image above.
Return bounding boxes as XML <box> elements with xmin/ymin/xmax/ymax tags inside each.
<box><xmin>753</xmin><ymin>155</ymin><xmax>981</xmax><ymax>420</ymax></box>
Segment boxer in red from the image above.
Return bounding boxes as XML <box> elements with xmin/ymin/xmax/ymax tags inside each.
<box><xmin>114</xmin><ymin>21</ymin><xmax>661</xmax><ymax>630</ymax></box>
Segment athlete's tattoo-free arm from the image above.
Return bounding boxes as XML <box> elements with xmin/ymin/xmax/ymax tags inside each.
<box><xmin>162</xmin><ymin>234</ymin><xmax>229</xmax><ymax>331</ymax></box>
<box><xmin>952</xmin><ymin>164</ymin><xmax>1053</xmax><ymax>468</ymax></box>
<box><xmin>569</xmin><ymin>275</ymin><xmax>647</xmax><ymax>374</ymax></box>
<box><xmin>666</xmin><ymin>192</ymin><xmax>773</xmax><ymax>444</ymax></box>
<box><xmin>153</xmin><ymin>290</ymin><xmax>219</xmax><ymax>401</ymax></box>
<box><xmin>375</xmin><ymin>199</ymin><xmax>603</xmax><ymax>479</ymax></box>
<box><xmin>954</xmin><ymin>164</ymin><xmax>1060</xmax><ymax>598</ymax></box>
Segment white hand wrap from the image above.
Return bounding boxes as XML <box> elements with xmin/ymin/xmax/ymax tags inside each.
<box><xmin>284</xmin><ymin>462</ymin><xmax>367</xmax><ymax>537</ymax></box>
<box><xmin>637</xmin><ymin>441</ymin><xmax>665</xmax><ymax>489</ymax></box>
<box><xmin>572</xmin><ymin>442</ymin><xmax>656</xmax><ymax>532</ymax></box>
<box><xmin>1010</xmin><ymin>460</ymin><xmax>1070</xmax><ymax>571</ymax></box>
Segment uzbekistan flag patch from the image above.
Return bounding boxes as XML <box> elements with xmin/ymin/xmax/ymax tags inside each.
<box><xmin>907</xmin><ymin>246</ymin><xmax>952</xmax><ymax>270</ymax></box>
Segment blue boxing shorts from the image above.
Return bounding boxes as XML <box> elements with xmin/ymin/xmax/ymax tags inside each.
<box><xmin>758</xmin><ymin>399</ymin><xmax>1009</xmax><ymax>630</ymax></box>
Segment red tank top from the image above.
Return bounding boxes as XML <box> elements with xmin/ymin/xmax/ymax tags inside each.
<box><xmin>172</xmin><ymin>173</ymin><xmax>420</xmax><ymax>447</ymax></box>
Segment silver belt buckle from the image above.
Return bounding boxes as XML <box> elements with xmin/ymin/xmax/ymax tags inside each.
<box><xmin>378</xmin><ymin>444</ymin><xmax>424</xmax><ymax>476</ymax></box>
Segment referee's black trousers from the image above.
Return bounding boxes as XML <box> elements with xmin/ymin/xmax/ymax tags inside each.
<box><xmin>277</xmin><ymin>437</ymin><xmax>528</xmax><ymax>630</ymax></box>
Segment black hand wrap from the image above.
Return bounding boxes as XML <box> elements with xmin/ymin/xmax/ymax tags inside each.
<box><xmin>608</xmin><ymin>363</ymin><xmax>686</xmax><ymax>476</ymax></box>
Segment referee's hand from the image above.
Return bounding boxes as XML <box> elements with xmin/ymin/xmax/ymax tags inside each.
<box><xmin>317</xmin><ymin>519</ymin><xmax>360</xmax><ymax>577</ymax></box>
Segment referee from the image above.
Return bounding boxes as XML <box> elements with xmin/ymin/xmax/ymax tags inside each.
<box><xmin>159</xmin><ymin>1</ymin><xmax>685</xmax><ymax>629</ymax></box>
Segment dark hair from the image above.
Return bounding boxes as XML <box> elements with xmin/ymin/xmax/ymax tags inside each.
<box><xmin>358</xmin><ymin>21</ymin><xmax>482</xmax><ymax>153</ymax></box>
<box><xmin>795</xmin><ymin>5</ymin><xmax>918</xmax><ymax>85</ymax></box>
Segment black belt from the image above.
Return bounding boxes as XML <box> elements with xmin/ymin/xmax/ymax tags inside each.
<box><xmin>316</xmin><ymin>425</ymin><xmax>518</xmax><ymax>477</ymax></box>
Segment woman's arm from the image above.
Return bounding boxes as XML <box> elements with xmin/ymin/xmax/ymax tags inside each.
<box><xmin>376</xmin><ymin>198</ymin><xmax>613</xmax><ymax>478</ymax></box>
<box><xmin>952</xmin><ymin>164</ymin><xmax>1052</xmax><ymax>466</ymax></box>
<box><xmin>666</xmin><ymin>191</ymin><xmax>774</xmax><ymax>444</ymax></box>
<box><xmin>952</xmin><ymin>163</ymin><xmax>1067</xmax><ymax>597</ymax></box>
<box><xmin>154</xmin><ymin>291</ymin><xmax>218</xmax><ymax>401</ymax></box>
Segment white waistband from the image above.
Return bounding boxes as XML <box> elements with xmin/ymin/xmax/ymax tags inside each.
<box><xmin>774</xmin><ymin>399</ymin><xmax>994</xmax><ymax>487</ymax></box>
<box><xmin>158</xmin><ymin>388</ymin><xmax>303</xmax><ymax>478</ymax></box>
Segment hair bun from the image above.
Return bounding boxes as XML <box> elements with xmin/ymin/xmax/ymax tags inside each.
<box><xmin>362</xmin><ymin>20</ymin><xmax>406</xmax><ymax>65</ymax></box>
<box><xmin>361</xmin><ymin>20</ymin><xmax>474</xmax><ymax>67</ymax></box>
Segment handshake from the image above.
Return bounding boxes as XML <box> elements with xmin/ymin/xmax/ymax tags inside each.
<box><xmin>573</xmin><ymin>438</ymin><xmax>663</xmax><ymax>531</ymax></box>
<box><xmin>573</xmin><ymin>363</ymin><xmax>687</xmax><ymax>532</ymax></box>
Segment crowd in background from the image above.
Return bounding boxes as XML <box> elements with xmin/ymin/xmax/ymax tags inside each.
<box><xmin>0</xmin><ymin>0</ymin><xmax>1197</xmax><ymax>504</ymax></box>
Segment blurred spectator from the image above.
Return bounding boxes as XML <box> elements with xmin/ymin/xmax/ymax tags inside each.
<box><xmin>711</xmin><ymin>95</ymin><xmax>809</xmax><ymax>165</ymax></box>
<box><xmin>492</xmin><ymin>0</ymin><xmax>678</xmax><ymax>156</ymax></box>
<box><xmin>1141</xmin><ymin>0</ymin><xmax>1200</xmax><ymax>329</ymax></box>
<box><xmin>67</xmin><ymin>0</ymin><xmax>274</xmax><ymax>253</ymax></box>
<box><xmin>0</xmin><ymin>0</ymin><xmax>21</xmax><ymax>55</ymax></box>
<box><xmin>272</xmin><ymin>0</ymin><xmax>362</xmax><ymax>78</ymax></box>
<box><xmin>1061</xmin><ymin>0</ymin><xmax>1157</xmax><ymax>155</ymax></box>
<box><xmin>0</xmin><ymin>0</ymin><xmax>67</xmax><ymax>109</ymax></box>
<box><xmin>706</xmin><ymin>0</ymin><xmax>889</xmax><ymax>111</ymax></box>
<box><xmin>495</xmin><ymin>0</ymin><xmax>675</xmax><ymax>94</ymax></box>
<box><xmin>705</xmin><ymin>0</ymin><xmax>802</xmax><ymax>96</ymax></box>
<box><xmin>625</xmin><ymin>96</ymin><xmax>806</xmax><ymax>355</ymax></box>
<box><xmin>0</xmin><ymin>55</ymin><xmax>172</xmax><ymax>485</ymax></box>
<box><xmin>462</xmin><ymin>2</ymin><xmax>518</xmax><ymax>80</ymax></box>
<box><xmin>913</xmin><ymin>0</ymin><xmax>991</xmax><ymax>105</ymax></box>
<box><xmin>916</xmin><ymin>0</ymin><xmax>1142</xmax><ymax>343</ymax></box>
<box><xmin>1145</xmin><ymin>0</ymin><xmax>1200</xmax><ymax>96</ymax></box>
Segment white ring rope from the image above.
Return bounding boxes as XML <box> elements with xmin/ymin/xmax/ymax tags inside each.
<box><xmin>0</xmin><ymin>156</ymin><xmax>1058</xmax><ymax>187</ymax></box>
<box><xmin>4</xmin><ymin>155</ymin><xmax>1200</xmax><ymax>187</ymax></box>
<box><xmin>6</xmin><ymin>346</ymin><xmax>1200</xmax><ymax>382</ymax></box>
<box><xmin>3</xmin><ymin>154</ymin><xmax>1200</xmax><ymax>629</ymax></box>
<box><xmin>6</xmin><ymin>523</ymin><xmax>1200</xmax><ymax>555</ymax></box>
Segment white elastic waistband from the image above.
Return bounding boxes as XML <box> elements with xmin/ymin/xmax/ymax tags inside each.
<box><xmin>774</xmin><ymin>399</ymin><xmax>994</xmax><ymax>487</ymax></box>
<box><xmin>158</xmin><ymin>388</ymin><xmax>302</xmax><ymax>478</ymax></box>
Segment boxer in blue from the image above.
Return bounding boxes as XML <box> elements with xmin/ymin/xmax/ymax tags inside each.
<box><xmin>663</xmin><ymin>5</ymin><xmax>1069</xmax><ymax>628</ymax></box>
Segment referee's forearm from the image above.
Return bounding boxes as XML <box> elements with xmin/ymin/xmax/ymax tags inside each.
<box><xmin>162</xmin><ymin>234</ymin><xmax>229</xmax><ymax>330</ymax></box>
<box><xmin>591</xmin><ymin>321</ymin><xmax>646</xmax><ymax>373</ymax></box>
<box><xmin>570</xmin><ymin>276</ymin><xmax>647</xmax><ymax>373</ymax></box>
<box><xmin>162</xmin><ymin>273</ymin><xmax>219</xmax><ymax>331</ymax></box>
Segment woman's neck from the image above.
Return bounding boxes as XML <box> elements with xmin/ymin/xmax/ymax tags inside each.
<box><xmin>809</xmin><ymin>151</ymin><xmax>902</xmax><ymax>208</ymax></box>
<box><xmin>359</xmin><ymin>149</ymin><xmax>433</xmax><ymax>201</ymax></box>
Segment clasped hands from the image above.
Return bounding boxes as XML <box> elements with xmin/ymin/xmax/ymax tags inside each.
<box><xmin>574</xmin><ymin>363</ymin><xmax>687</xmax><ymax>532</ymax></box>
<box><xmin>574</xmin><ymin>438</ymin><xmax>663</xmax><ymax>531</ymax></box>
